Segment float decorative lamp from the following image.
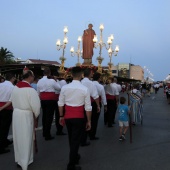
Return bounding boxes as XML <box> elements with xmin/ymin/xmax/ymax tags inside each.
<box><xmin>70</xmin><ymin>36</ymin><xmax>82</xmax><ymax>66</ymax></box>
<box><xmin>93</xmin><ymin>24</ymin><xmax>119</xmax><ymax>74</ymax></box>
<box><xmin>56</xmin><ymin>26</ymin><xmax>68</xmax><ymax>73</ymax></box>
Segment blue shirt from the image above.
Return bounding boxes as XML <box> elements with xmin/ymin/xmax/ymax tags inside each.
<box><xmin>31</xmin><ymin>83</ymin><xmax>37</xmax><ymax>91</ymax></box>
<box><xmin>118</xmin><ymin>104</ymin><xmax>129</xmax><ymax>121</ymax></box>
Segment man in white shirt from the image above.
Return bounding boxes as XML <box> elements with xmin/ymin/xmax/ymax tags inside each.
<box><xmin>0</xmin><ymin>73</ymin><xmax>15</xmax><ymax>154</ymax></box>
<box><xmin>37</xmin><ymin>68</ymin><xmax>61</xmax><ymax>140</ymax></box>
<box><xmin>81</xmin><ymin>68</ymin><xmax>100</xmax><ymax>145</ymax></box>
<box><xmin>53</xmin><ymin>72</ymin><xmax>67</xmax><ymax>136</ymax></box>
<box><xmin>104</xmin><ymin>77</ymin><xmax>119</xmax><ymax>127</ymax></box>
<box><xmin>58</xmin><ymin>67</ymin><xmax>92</xmax><ymax>170</ymax></box>
<box><xmin>122</xmin><ymin>83</ymin><xmax>126</xmax><ymax>93</ymax></box>
<box><xmin>90</xmin><ymin>72</ymin><xmax>107</xmax><ymax>140</ymax></box>
<box><xmin>154</xmin><ymin>83</ymin><xmax>159</xmax><ymax>94</ymax></box>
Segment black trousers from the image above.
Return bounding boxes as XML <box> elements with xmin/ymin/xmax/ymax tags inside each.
<box><xmin>0</xmin><ymin>109</ymin><xmax>12</xmax><ymax>150</ymax></box>
<box><xmin>89</xmin><ymin>102</ymin><xmax>100</xmax><ymax>138</ymax></box>
<box><xmin>104</xmin><ymin>99</ymin><xmax>117</xmax><ymax>126</ymax></box>
<box><xmin>80</xmin><ymin>112</ymin><xmax>88</xmax><ymax>145</ymax></box>
<box><xmin>41</xmin><ymin>100</ymin><xmax>56</xmax><ymax>138</ymax></box>
<box><xmin>66</xmin><ymin>118</ymin><xmax>84</xmax><ymax>170</ymax></box>
<box><xmin>55</xmin><ymin>101</ymin><xmax>63</xmax><ymax>133</ymax></box>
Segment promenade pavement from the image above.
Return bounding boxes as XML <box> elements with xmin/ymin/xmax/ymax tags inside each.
<box><xmin>0</xmin><ymin>88</ymin><xmax>170</xmax><ymax>170</ymax></box>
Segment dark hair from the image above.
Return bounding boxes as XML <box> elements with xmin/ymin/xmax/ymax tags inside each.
<box><xmin>22</xmin><ymin>70</ymin><xmax>34</xmax><ymax>79</ymax></box>
<box><xmin>113</xmin><ymin>77</ymin><xmax>117</xmax><ymax>82</ymax></box>
<box><xmin>6</xmin><ymin>73</ymin><xmax>15</xmax><ymax>81</ymax></box>
<box><xmin>43</xmin><ymin>67</ymin><xmax>51</xmax><ymax>76</ymax></box>
<box><xmin>71</xmin><ymin>67</ymin><xmax>82</xmax><ymax>77</ymax></box>
<box><xmin>93</xmin><ymin>72</ymin><xmax>101</xmax><ymax>81</ymax></box>
<box><xmin>53</xmin><ymin>71</ymin><xmax>59</xmax><ymax>77</ymax></box>
<box><xmin>120</xmin><ymin>97</ymin><xmax>126</xmax><ymax>104</ymax></box>
<box><xmin>84</xmin><ymin>68</ymin><xmax>91</xmax><ymax>77</ymax></box>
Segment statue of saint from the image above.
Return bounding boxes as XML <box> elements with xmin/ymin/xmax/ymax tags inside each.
<box><xmin>82</xmin><ymin>23</ymin><xmax>96</xmax><ymax>64</ymax></box>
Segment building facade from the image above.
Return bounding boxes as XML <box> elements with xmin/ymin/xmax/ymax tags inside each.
<box><xmin>130</xmin><ymin>65</ymin><xmax>144</xmax><ymax>81</ymax></box>
<box><xmin>103</xmin><ymin>63</ymin><xmax>144</xmax><ymax>81</ymax></box>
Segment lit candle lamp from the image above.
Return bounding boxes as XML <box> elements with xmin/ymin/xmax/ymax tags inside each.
<box><xmin>56</xmin><ymin>39</ymin><xmax>61</xmax><ymax>46</ymax></box>
<box><xmin>115</xmin><ymin>45</ymin><xmax>119</xmax><ymax>52</ymax></box>
<box><xmin>107</xmin><ymin>37</ymin><xmax>112</xmax><ymax>45</ymax></box>
<box><xmin>78</xmin><ymin>36</ymin><xmax>82</xmax><ymax>42</ymax></box>
<box><xmin>93</xmin><ymin>35</ymin><xmax>98</xmax><ymax>43</ymax></box>
<box><xmin>108</xmin><ymin>48</ymin><xmax>112</xmax><ymax>53</ymax></box>
<box><xmin>99</xmin><ymin>24</ymin><xmax>104</xmax><ymax>30</ymax></box>
<box><xmin>110</xmin><ymin>34</ymin><xmax>114</xmax><ymax>41</ymax></box>
<box><xmin>63</xmin><ymin>37</ymin><xmax>68</xmax><ymax>44</ymax></box>
<box><xmin>63</xmin><ymin>26</ymin><xmax>68</xmax><ymax>33</ymax></box>
<box><xmin>70</xmin><ymin>46</ymin><xmax>74</xmax><ymax>53</ymax></box>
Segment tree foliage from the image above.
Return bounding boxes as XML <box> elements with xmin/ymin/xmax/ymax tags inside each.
<box><xmin>0</xmin><ymin>47</ymin><xmax>16</xmax><ymax>64</ymax></box>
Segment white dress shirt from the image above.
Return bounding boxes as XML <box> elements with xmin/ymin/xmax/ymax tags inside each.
<box><xmin>58</xmin><ymin>80</ymin><xmax>92</xmax><ymax>111</ymax></box>
<box><xmin>93</xmin><ymin>81</ymin><xmax>107</xmax><ymax>105</ymax></box>
<box><xmin>117</xmin><ymin>84</ymin><xmax>122</xmax><ymax>92</ymax></box>
<box><xmin>0</xmin><ymin>81</ymin><xmax>14</xmax><ymax>102</ymax></box>
<box><xmin>105</xmin><ymin>83</ymin><xmax>119</xmax><ymax>96</ymax></box>
<box><xmin>81</xmin><ymin>77</ymin><xmax>99</xmax><ymax>100</ymax></box>
<box><xmin>55</xmin><ymin>79</ymin><xmax>67</xmax><ymax>94</ymax></box>
<box><xmin>37</xmin><ymin>76</ymin><xmax>61</xmax><ymax>94</ymax></box>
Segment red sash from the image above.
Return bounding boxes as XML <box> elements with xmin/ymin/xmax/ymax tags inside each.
<box><xmin>106</xmin><ymin>94</ymin><xmax>115</xmax><ymax>100</ymax></box>
<box><xmin>40</xmin><ymin>92</ymin><xmax>59</xmax><ymax>100</ymax></box>
<box><xmin>64</xmin><ymin>105</ymin><xmax>84</xmax><ymax>119</ymax></box>
<box><xmin>0</xmin><ymin>102</ymin><xmax>13</xmax><ymax>110</ymax></box>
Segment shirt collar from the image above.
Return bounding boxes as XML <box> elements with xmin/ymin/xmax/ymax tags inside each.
<box><xmin>4</xmin><ymin>80</ymin><xmax>13</xmax><ymax>86</ymax></box>
<box><xmin>72</xmin><ymin>80</ymin><xmax>81</xmax><ymax>83</ymax></box>
<box><xmin>22</xmin><ymin>80</ymin><xmax>30</xmax><ymax>85</ymax></box>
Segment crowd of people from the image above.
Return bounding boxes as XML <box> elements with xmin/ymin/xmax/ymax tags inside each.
<box><xmin>0</xmin><ymin>67</ymin><xmax>151</xmax><ymax>170</ymax></box>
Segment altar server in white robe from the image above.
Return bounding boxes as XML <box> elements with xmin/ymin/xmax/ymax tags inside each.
<box><xmin>1</xmin><ymin>70</ymin><xmax>40</xmax><ymax>170</ymax></box>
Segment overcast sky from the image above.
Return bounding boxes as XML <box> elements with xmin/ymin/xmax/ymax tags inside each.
<box><xmin>1</xmin><ymin>0</ymin><xmax>170</xmax><ymax>81</ymax></box>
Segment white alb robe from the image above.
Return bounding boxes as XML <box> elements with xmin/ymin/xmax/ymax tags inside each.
<box><xmin>10</xmin><ymin>82</ymin><xmax>40</xmax><ymax>170</ymax></box>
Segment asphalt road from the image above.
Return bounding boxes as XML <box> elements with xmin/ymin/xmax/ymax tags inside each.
<box><xmin>1</xmin><ymin>88</ymin><xmax>170</xmax><ymax>170</ymax></box>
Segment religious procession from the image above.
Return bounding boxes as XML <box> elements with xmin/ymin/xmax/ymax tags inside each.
<box><xmin>1</xmin><ymin>21</ymin><xmax>170</xmax><ymax>170</ymax></box>
<box><xmin>0</xmin><ymin>23</ymin><xmax>148</xmax><ymax>170</ymax></box>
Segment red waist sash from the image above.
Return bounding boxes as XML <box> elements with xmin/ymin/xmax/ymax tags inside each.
<box><xmin>106</xmin><ymin>94</ymin><xmax>115</xmax><ymax>100</ymax></box>
<box><xmin>64</xmin><ymin>105</ymin><xmax>84</xmax><ymax>119</ymax></box>
<box><xmin>0</xmin><ymin>102</ymin><xmax>13</xmax><ymax>110</ymax></box>
<box><xmin>40</xmin><ymin>92</ymin><xmax>59</xmax><ymax>100</ymax></box>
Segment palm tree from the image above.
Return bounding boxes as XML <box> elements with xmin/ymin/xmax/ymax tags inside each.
<box><xmin>0</xmin><ymin>47</ymin><xmax>15</xmax><ymax>64</ymax></box>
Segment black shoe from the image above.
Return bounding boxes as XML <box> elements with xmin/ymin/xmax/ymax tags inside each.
<box><xmin>56</xmin><ymin>132</ymin><xmax>66</xmax><ymax>136</ymax></box>
<box><xmin>108</xmin><ymin>125</ymin><xmax>113</xmax><ymax>128</ymax></box>
<box><xmin>81</xmin><ymin>141</ymin><xmax>90</xmax><ymax>147</ymax></box>
<box><xmin>75</xmin><ymin>166</ymin><xmax>81</xmax><ymax>170</ymax></box>
<box><xmin>45</xmin><ymin>136</ymin><xmax>55</xmax><ymax>141</ymax></box>
<box><xmin>6</xmin><ymin>139</ymin><xmax>13</xmax><ymax>146</ymax></box>
<box><xmin>67</xmin><ymin>165</ymin><xmax>81</xmax><ymax>170</ymax></box>
<box><xmin>0</xmin><ymin>148</ymin><xmax>10</xmax><ymax>154</ymax></box>
<box><xmin>119</xmin><ymin>136</ymin><xmax>123</xmax><ymax>141</ymax></box>
<box><xmin>90</xmin><ymin>137</ymin><xmax>99</xmax><ymax>140</ymax></box>
<box><xmin>17</xmin><ymin>164</ymin><xmax>21</xmax><ymax>168</ymax></box>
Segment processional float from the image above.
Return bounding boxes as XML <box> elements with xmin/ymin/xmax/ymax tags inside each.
<box><xmin>56</xmin><ymin>24</ymin><xmax>119</xmax><ymax>82</ymax></box>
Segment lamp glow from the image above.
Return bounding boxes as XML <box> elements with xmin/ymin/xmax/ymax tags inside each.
<box><xmin>56</xmin><ymin>39</ymin><xmax>61</xmax><ymax>46</ymax></box>
<box><xmin>63</xmin><ymin>26</ymin><xmax>68</xmax><ymax>33</ymax></box>
<box><xmin>99</xmin><ymin>24</ymin><xmax>104</xmax><ymax>30</ymax></box>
